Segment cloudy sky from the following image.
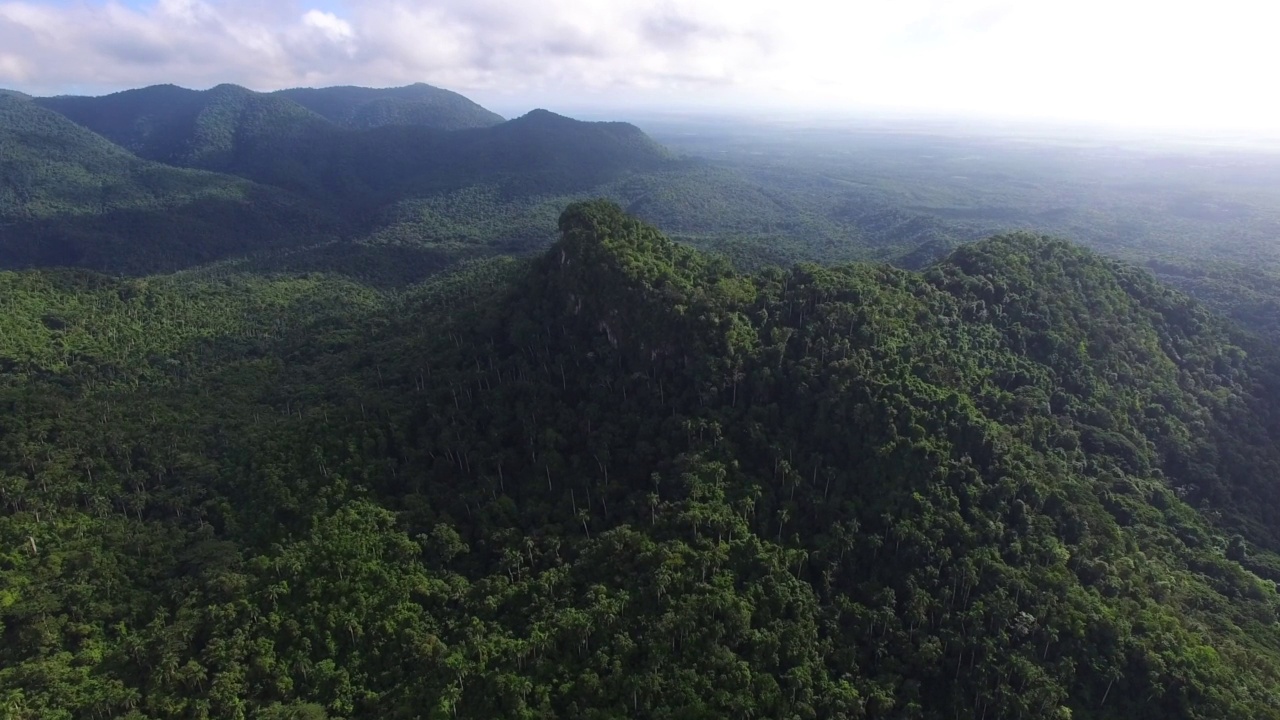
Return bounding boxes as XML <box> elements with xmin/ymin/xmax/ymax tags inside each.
<box><xmin>1</xmin><ymin>0</ymin><xmax>1277</xmax><ymax>133</ymax></box>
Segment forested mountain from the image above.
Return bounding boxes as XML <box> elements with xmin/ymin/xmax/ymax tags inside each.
<box><xmin>34</xmin><ymin>84</ymin><xmax>334</xmax><ymax>171</ymax></box>
<box><xmin>248</xmin><ymin>109</ymin><xmax>675</xmax><ymax>206</ymax></box>
<box><xmin>28</xmin><ymin>85</ymin><xmax>662</xmax><ymax>207</ymax></box>
<box><xmin>0</xmin><ymin>93</ymin><xmax>337</xmax><ymax>272</ymax></box>
<box><xmin>19</xmin><ymin>80</ymin><xmax>1280</xmax><ymax>350</ymax></box>
<box><xmin>643</xmin><ymin>118</ymin><xmax>1280</xmax><ymax>345</ymax></box>
<box><xmin>6</xmin><ymin>72</ymin><xmax>1280</xmax><ymax>720</ymax></box>
<box><xmin>274</xmin><ymin>83</ymin><xmax>504</xmax><ymax>130</ymax></box>
<box><xmin>1</xmin><ymin>85</ymin><xmax>684</xmax><ymax>277</ymax></box>
<box><xmin>30</xmin><ymin>88</ymin><xmax>670</xmax><ymax>203</ymax></box>
<box><xmin>4</xmin><ymin>202</ymin><xmax>1280</xmax><ymax>719</ymax></box>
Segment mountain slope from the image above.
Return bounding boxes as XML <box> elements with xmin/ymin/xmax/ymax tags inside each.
<box><xmin>3</xmin><ymin>202</ymin><xmax>1280</xmax><ymax>718</ymax></box>
<box><xmin>36</xmin><ymin>88</ymin><xmax>674</xmax><ymax>208</ymax></box>
<box><xmin>0</xmin><ymin>93</ymin><xmax>337</xmax><ymax>272</ymax></box>
<box><xmin>274</xmin><ymin>83</ymin><xmax>504</xmax><ymax>130</ymax></box>
<box><xmin>16</xmin><ymin>84</ymin><xmax>683</xmax><ymax>279</ymax></box>
<box><xmin>479</xmin><ymin>109</ymin><xmax>673</xmax><ymax>183</ymax></box>
<box><xmin>35</xmin><ymin>84</ymin><xmax>334</xmax><ymax>172</ymax></box>
<box><xmin>928</xmin><ymin>235</ymin><xmax>1280</xmax><ymax>541</ymax></box>
<box><xmin>261</xmin><ymin>109</ymin><xmax>676</xmax><ymax>207</ymax></box>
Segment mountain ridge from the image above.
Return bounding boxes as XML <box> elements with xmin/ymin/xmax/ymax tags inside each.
<box><xmin>3</xmin><ymin>85</ymin><xmax>678</xmax><ymax>274</ymax></box>
<box><xmin>2</xmin><ymin>202</ymin><xmax>1280</xmax><ymax>717</ymax></box>
<box><xmin>34</xmin><ymin>83</ymin><xmax>334</xmax><ymax>169</ymax></box>
<box><xmin>273</xmin><ymin>82</ymin><xmax>504</xmax><ymax>130</ymax></box>
<box><xmin>30</xmin><ymin>85</ymin><xmax>673</xmax><ymax>201</ymax></box>
<box><xmin>0</xmin><ymin>93</ymin><xmax>339</xmax><ymax>272</ymax></box>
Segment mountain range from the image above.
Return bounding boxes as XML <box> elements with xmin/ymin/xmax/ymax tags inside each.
<box><xmin>2</xmin><ymin>83</ymin><xmax>677</xmax><ymax>275</ymax></box>
<box><xmin>272</xmin><ymin>83</ymin><xmax>505</xmax><ymax>130</ymax></box>
<box><xmin>0</xmin><ymin>92</ymin><xmax>335</xmax><ymax>272</ymax></box>
<box><xmin>1</xmin><ymin>81</ymin><xmax>1280</xmax><ymax>719</ymax></box>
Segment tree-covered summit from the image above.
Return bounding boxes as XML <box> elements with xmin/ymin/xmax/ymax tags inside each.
<box><xmin>0</xmin><ymin>93</ymin><xmax>336</xmax><ymax>272</ymax></box>
<box><xmin>35</xmin><ymin>83</ymin><xmax>333</xmax><ymax>169</ymax></box>
<box><xmin>273</xmin><ymin>83</ymin><xmax>504</xmax><ymax>130</ymax></box>
<box><xmin>2</xmin><ymin>88</ymin><xmax>681</xmax><ymax>276</ymax></box>
<box><xmin>8</xmin><ymin>201</ymin><xmax>1278</xmax><ymax>718</ymax></box>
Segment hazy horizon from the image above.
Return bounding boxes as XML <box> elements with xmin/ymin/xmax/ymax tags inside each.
<box><xmin>2</xmin><ymin>0</ymin><xmax>1278</xmax><ymax>139</ymax></box>
<box><xmin>14</xmin><ymin>79</ymin><xmax>1280</xmax><ymax>153</ymax></box>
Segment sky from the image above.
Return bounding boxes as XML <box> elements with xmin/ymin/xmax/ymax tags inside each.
<box><xmin>1</xmin><ymin>0</ymin><xmax>1278</xmax><ymax>134</ymax></box>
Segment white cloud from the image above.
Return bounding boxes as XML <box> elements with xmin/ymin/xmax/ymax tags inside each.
<box><xmin>0</xmin><ymin>53</ymin><xmax>27</xmax><ymax>81</ymax></box>
<box><xmin>302</xmin><ymin>9</ymin><xmax>353</xmax><ymax>44</ymax></box>
<box><xmin>0</xmin><ymin>0</ymin><xmax>1277</xmax><ymax>132</ymax></box>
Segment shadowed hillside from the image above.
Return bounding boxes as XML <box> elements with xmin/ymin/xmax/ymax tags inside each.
<box><xmin>35</xmin><ymin>84</ymin><xmax>334</xmax><ymax>170</ymax></box>
<box><xmin>274</xmin><ymin>82</ymin><xmax>504</xmax><ymax>130</ymax></box>
<box><xmin>0</xmin><ymin>93</ymin><xmax>337</xmax><ymax>272</ymax></box>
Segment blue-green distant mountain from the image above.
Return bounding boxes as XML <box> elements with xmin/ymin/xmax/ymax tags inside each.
<box><xmin>5</xmin><ymin>84</ymin><xmax>681</xmax><ymax>274</ymax></box>
<box><xmin>0</xmin><ymin>92</ymin><xmax>336</xmax><ymax>272</ymax></box>
<box><xmin>296</xmin><ymin>108</ymin><xmax>675</xmax><ymax>203</ymax></box>
<box><xmin>35</xmin><ymin>83</ymin><xmax>334</xmax><ymax>170</ymax></box>
<box><xmin>273</xmin><ymin>82</ymin><xmax>504</xmax><ymax>130</ymax></box>
<box><xmin>33</xmin><ymin>85</ymin><xmax>674</xmax><ymax>206</ymax></box>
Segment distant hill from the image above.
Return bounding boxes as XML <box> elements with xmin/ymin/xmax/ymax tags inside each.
<box><xmin>0</xmin><ymin>93</ymin><xmax>337</xmax><ymax>272</ymax></box>
<box><xmin>137</xmin><ymin>107</ymin><xmax>678</xmax><ymax>208</ymax></box>
<box><xmin>319</xmin><ymin>109</ymin><xmax>675</xmax><ymax>200</ymax></box>
<box><xmin>35</xmin><ymin>84</ymin><xmax>334</xmax><ymax>172</ymax></box>
<box><xmin>274</xmin><ymin>83</ymin><xmax>504</xmax><ymax>130</ymax></box>
<box><xmin>483</xmin><ymin>109</ymin><xmax>671</xmax><ymax>180</ymax></box>
<box><xmin>7</xmin><ymin>202</ymin><xmax>1280</xmax><ymax>718</ymax></box>
<box><xmin>34</xmin><ymin>86</ymin><xmax>674</xmax><ymax>208</ymax></box>
<box><xmin>5</xmin><ymin>87</ymin><xmax>680</xmax><ymax>277</ymax></box>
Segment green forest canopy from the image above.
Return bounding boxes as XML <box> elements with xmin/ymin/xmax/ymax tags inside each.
<box><xmin>3</xmin><ymin>202</ymin><xmax>1280</xmax><ymax>719</ymax></box>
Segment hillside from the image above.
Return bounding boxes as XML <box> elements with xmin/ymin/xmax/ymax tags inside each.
<box><xmin>24</xmin><ymin>81</ymin><xmax>1280</xmax><ymax>348</ymax></box>
<box><xmin>32</xmin><ymin>86</ymin><xmax>660</xmax><ymax>204</ymax></box>
<box><xmin>24</xmin><ymin>81</ymin><xmax>942</xmax><ymax>287</ymax></box>
<box><xmin>316</xmin><ymin>109</ymin><xmax>675</xmax><ymax>201</ymax></box>
<box><xmin>172</xmin><ymin>108</ymin><xmax>680</xmax><ymax>214</ymax></box>
<box><xmin>274</xmin><ymin>83</ymin><xmax>504</xmax><ymax>130</ymax></box>
<box><xmin>3</xmin><ymin>202</ymin><xmax>1280</xmax><ymax>718</ymax></box>
<box><xmin>643</xmin><ymin>120</ymin><xmax>1280</xmax><ymax>346</ymax></box>
<box><xmin>0</xmin><ymin>93</ymin><xmax>337</xmax><ymax>272</ymax></box>
<box><xmin>35</xmin><ymin>84</ymin><xmax>334</xmax><ymax>173</ymax></box>
<box><xmin>24</xmin><ymin>82</ymin><xmax>912</xmax><ymax>285</ymax></box>
<box><xmin>7</xmin><ymin>86</ymin><xmax>684</xmax><ymax>277</ymax></box>
<box><xmin>34</xmin><ymin>89</ymin><xmax>674</xmax><ymax>205</ymax></box>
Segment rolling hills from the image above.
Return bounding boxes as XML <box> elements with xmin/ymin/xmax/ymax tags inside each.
<box><xmin>260</xmin><ymin>108</ymin><xmax>676</xmax><ymax>205</ymax></box>
<box><xmin>35</xmin><ymin>83</ymin><xmax>335</xmax><ymax>171</ymax></box>
<box><xmin>4</xmin><ymin>72</ymin><xmax>1280</xmax><ymax>719</ymax></box>
<box><xmin>2</xmin><ymin>203</ymin><xmax>1280</xmax><ymax>718</ymax></box>
<box><xmin>0</xmin><ymin>93</ymin><xmax>337</xmax><ymax>272</ymax></box>
<box><xmin>3</xmin><ymin>85</ymin><xmax>686</xmax><ymax>276</ymax></box>
<box><xmin>20</xmin><ymin>81</ymin><xmax>1280</xmax><ymax>329</ymax></box>
<box><xmin>29</xmin><ymin>85</ymin><xmax>666</xmax><ymax>204</ymax></box>
<box><xmin>273</xmin><ymin>83</ymin><xmax>505</xmax><ymax>130</ymax></box>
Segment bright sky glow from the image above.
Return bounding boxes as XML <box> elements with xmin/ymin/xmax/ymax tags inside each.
<box><xmin>1</xmin><ymin>0</ymin><xmax>1277</xmax><ymax>133</ymax></box>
